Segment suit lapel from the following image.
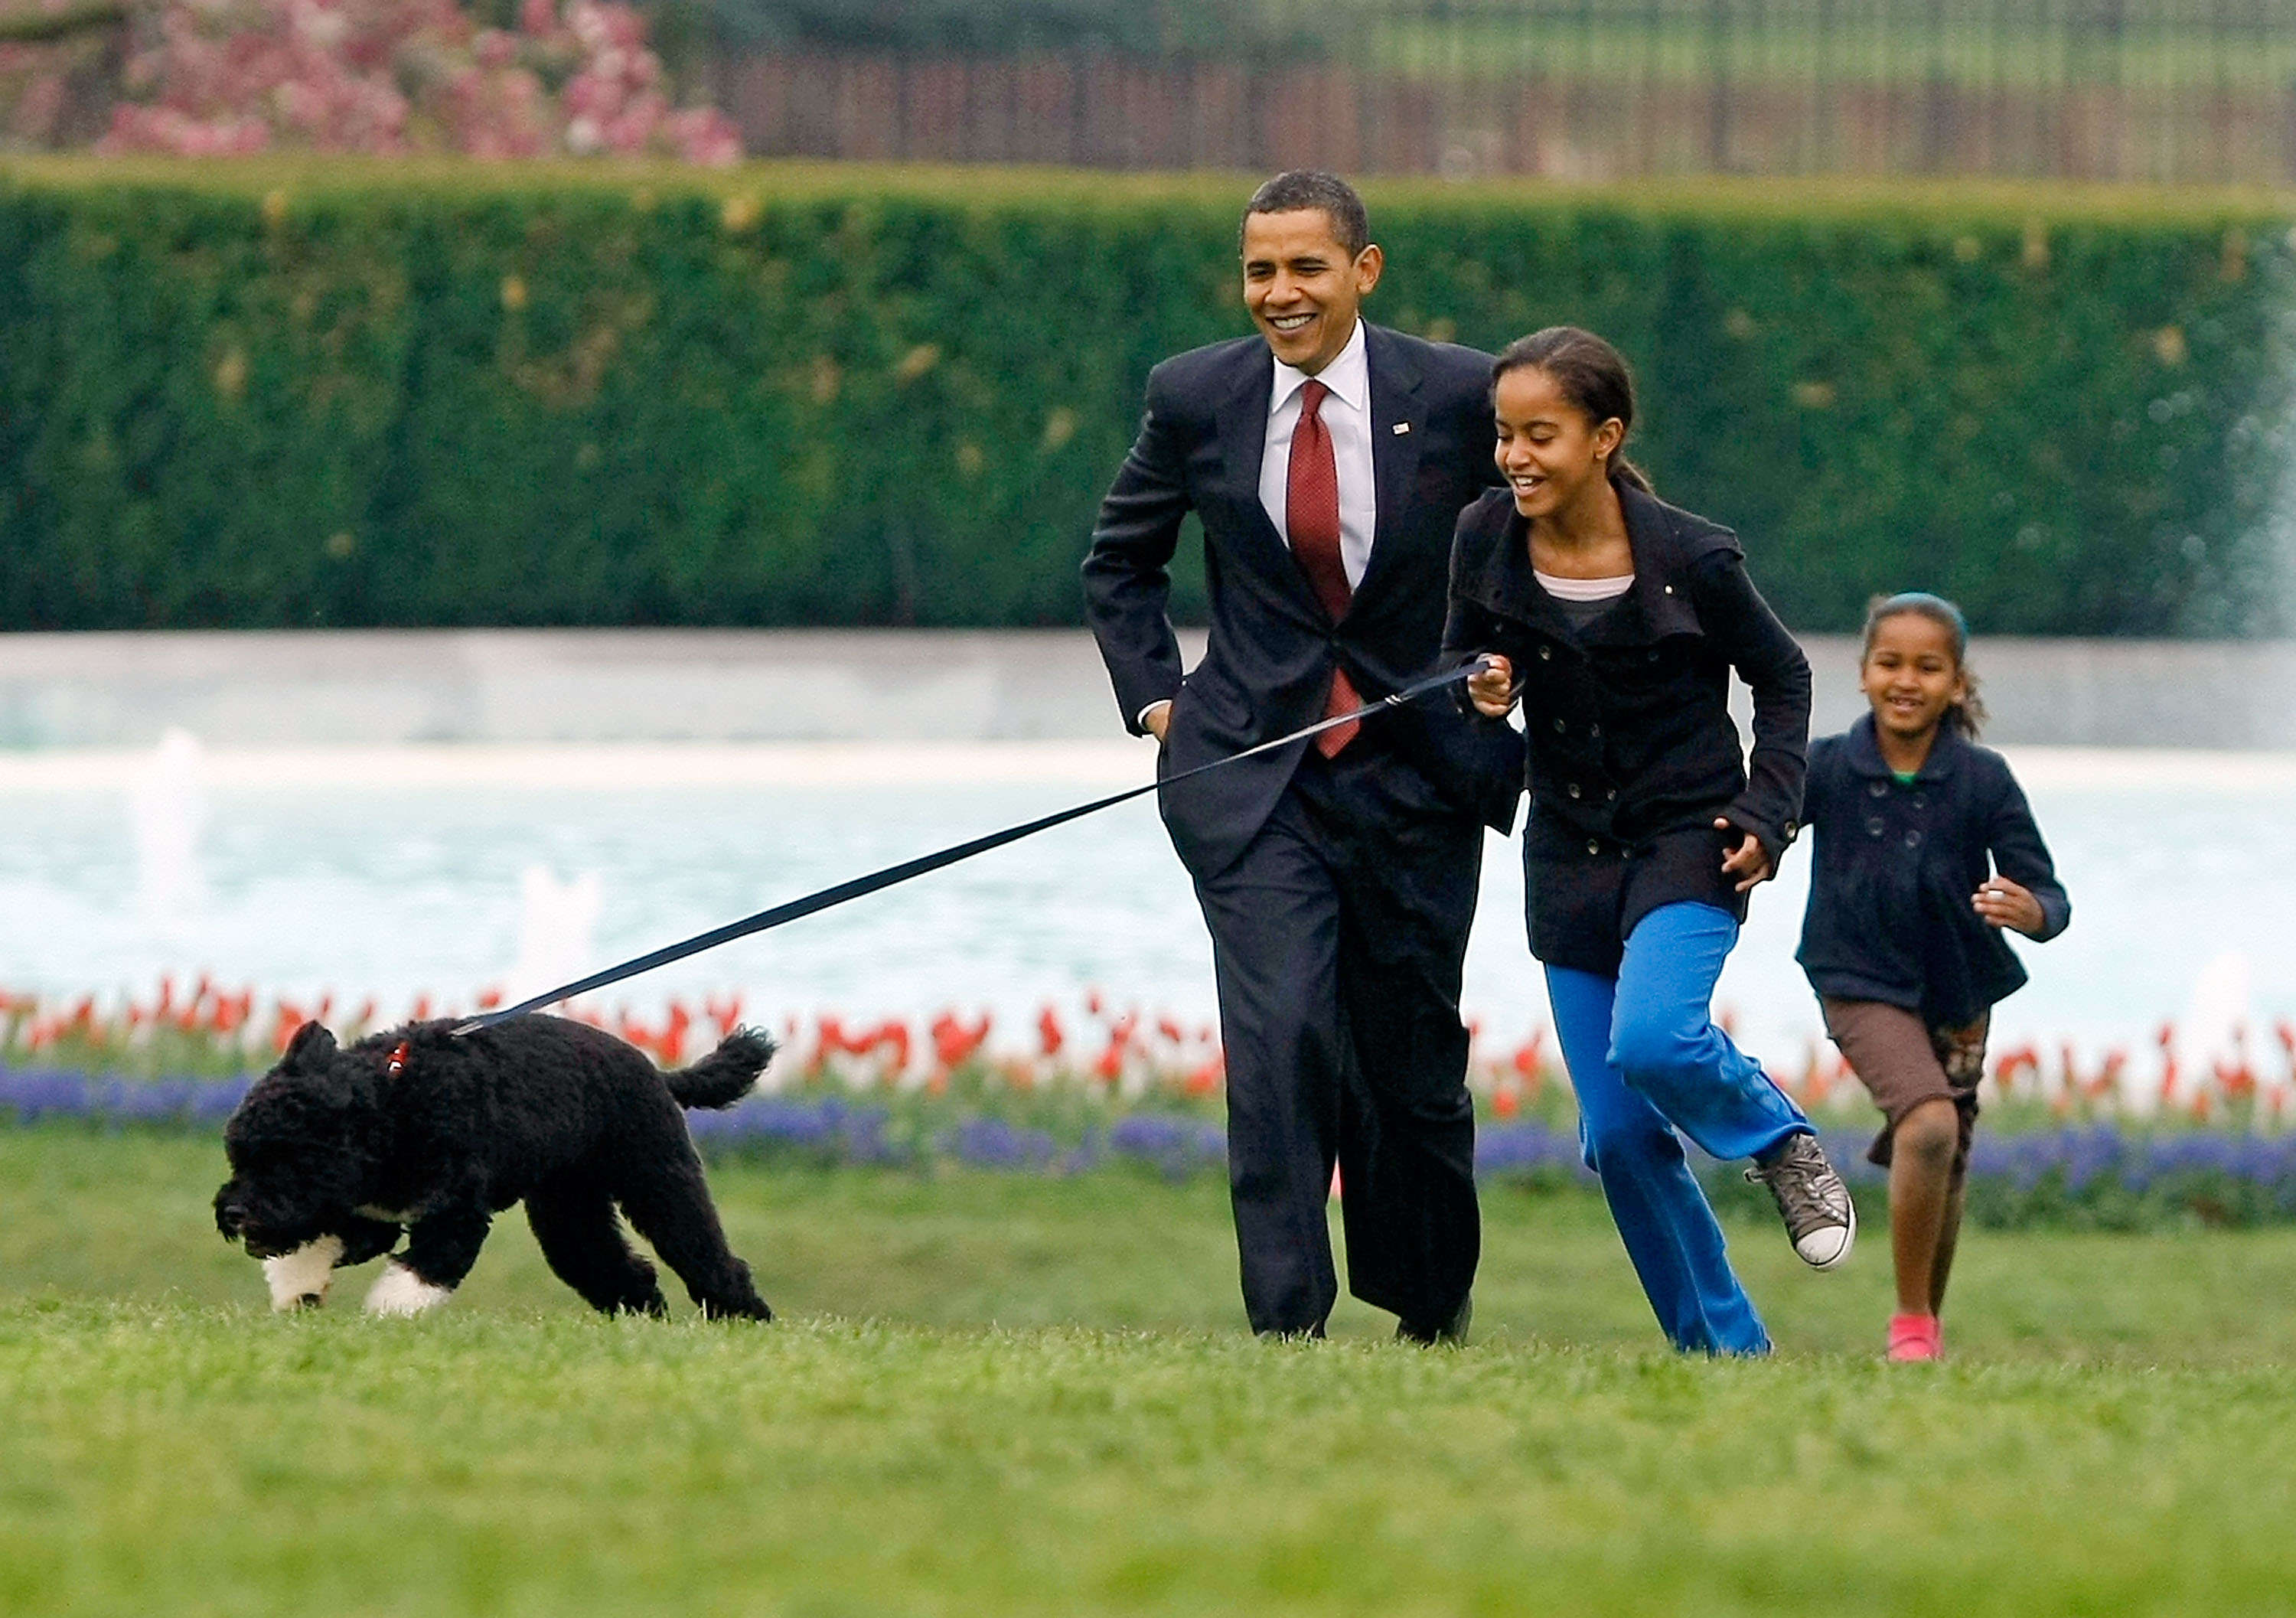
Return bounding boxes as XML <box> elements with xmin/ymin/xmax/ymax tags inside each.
<box><xmin>1357</xmin><ymin>324</ymin><xmax>1426</xmax><ymax>606</ymax></box>
<box><xmin>1214</xmin><ymin>341</ymin><xmax>1326</xmax><ymax>618</ymax></box>
<box><xmin>1213</xmin><ymin>349</ymin><xmax>1281</xmax><ymax>548</ymax></box>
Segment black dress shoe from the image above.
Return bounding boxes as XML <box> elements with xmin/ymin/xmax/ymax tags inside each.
<box><xmin>1256</xmin><ymin>1322</ymin><xmax>1328</xmax><ymax>1342</ymax></box>
<box><xmin>1395</xmin><ymin>1293</ymin><xmax>1472</xmax><ymax>1346</ymax></box>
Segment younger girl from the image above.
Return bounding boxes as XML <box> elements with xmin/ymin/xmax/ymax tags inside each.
<box><xmin>1446</xmin><ymin>327</ymin><xmax>1854</xmax><ymax>1356</ymax></box>
<box><xmin>1797</xmin><ymin>593</ymin><xmax>2069</xmax><ymax>1362</ymax></box>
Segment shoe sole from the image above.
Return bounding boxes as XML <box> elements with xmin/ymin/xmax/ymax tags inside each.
<box><xmin>1792</xmin><ymin>1197</ymin><xmax>1857</xmax><ymax>1270</ymax></box>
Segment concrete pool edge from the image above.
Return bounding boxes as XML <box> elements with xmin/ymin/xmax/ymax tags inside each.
<box><xmin>0</xmin><ymin>740</ymin><xmax>2289</xmax><ymax>792</ymax></box>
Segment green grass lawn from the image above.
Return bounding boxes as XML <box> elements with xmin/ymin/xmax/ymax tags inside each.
<box><xmin>5</xmin><ymin>1129</ymin><xmax>2296</xmax><ymax>1616</ymax></box>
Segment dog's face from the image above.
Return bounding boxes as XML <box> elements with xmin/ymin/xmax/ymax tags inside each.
<box><xmin>215</xmin><ymin>1022</ymin><xmax>384</xmax><ymax>1259</ymax></box>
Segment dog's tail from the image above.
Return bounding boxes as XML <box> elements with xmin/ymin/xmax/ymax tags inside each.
<box><xmin>664</xmin><ymin>1026</ymin><xmax>778</xmax><ymax>1110</ymax></box>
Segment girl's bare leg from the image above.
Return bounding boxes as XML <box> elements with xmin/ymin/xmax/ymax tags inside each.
<box><xmin>1887</xmin><ymin>1098</ymin><xmax>1962</xmax><ymax>1316</ymax></box>
<box><xmin>1929</xmin><ymin>1167</ymin><xmax>1968</xmax><ymax>1316</ymax></box>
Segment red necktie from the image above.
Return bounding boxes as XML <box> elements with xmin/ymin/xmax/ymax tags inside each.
<box><xmin>1287</xmin><ymin>379</ymin><xmax>1358</xmax><ymax>757</ymax></box>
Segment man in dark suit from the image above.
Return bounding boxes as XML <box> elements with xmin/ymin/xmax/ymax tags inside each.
<box><xmin>1081</xmin><ymin>171</ymin><xmax>1522</xmax><ymax>1340</ymax></box>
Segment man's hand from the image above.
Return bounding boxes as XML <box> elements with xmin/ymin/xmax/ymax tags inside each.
<box><xmin>1972</xmin><ymin>876</ymin><xmax>2047</xmax><ymax>935</ymax></box>
<box><xmin>1466</xmin><ymin>654</ymin><xmax>1517</xmax><ymax>718</ymax></box>
<box><xmin>1715</xmin><ymin>818</ymin><xmax>1775</xmax><ymax>892</ymax></box>
<box><xmin>1143</xmin><ymin>700</ymin><xmax>1173</xmax><ymax>744</ymax></box>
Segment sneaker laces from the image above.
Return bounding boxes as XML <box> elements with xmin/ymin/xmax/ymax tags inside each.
<box><xmin>1745</xmin><ymin>1134</ymin><xmax>1853</xmax><ymax>1244</ymax></box>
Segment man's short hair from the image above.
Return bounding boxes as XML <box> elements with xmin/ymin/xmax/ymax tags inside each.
<box><xmin>1241</xmin><ymin>171</ymin><xmax>1370</xmax><ymax>259</ymax></box>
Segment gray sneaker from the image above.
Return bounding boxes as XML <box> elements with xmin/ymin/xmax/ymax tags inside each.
<box><xmin>1745</xmin><ymin>1134</ymin><xmax>1856</xmax><ymax>1269</ymax></box>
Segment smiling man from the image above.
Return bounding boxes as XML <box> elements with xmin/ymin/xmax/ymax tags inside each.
<box><xmin>1081</xmin><ymin>171</ymin><xmax>1524</xmax><ymax>1341</ymax></box>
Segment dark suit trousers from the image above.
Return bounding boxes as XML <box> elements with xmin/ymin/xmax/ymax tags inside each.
<box><xmin>1186</xmin><ymin>741</ymin><xmax>1483</xmax><ymax>1336</ymax></box>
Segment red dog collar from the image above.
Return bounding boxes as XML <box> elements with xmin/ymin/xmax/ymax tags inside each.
<box><xmin>385</xmin><ymin>1039</ymin><xmax>409</xmax><ymax>1077</ymax></box>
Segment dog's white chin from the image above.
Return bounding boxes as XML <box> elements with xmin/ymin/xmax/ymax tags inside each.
<box><xmin>364</xmin><ymin>1261</ymin><xmax>452</xmax><ymax>1316</ymax></box>
<box><xmin>264</xmin><ymin>1235</ymin><xmax>346</xmax><ymax>1311</ymax></box>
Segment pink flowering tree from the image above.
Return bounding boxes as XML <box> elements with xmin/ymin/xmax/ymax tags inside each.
<box><xmin>1</xmin><ymin>0</ymin><xmax>129</xmax><ymax>147</ymax></box>
<box><xmin>93</xmin><ymin>0</ymin><xmax>740</xmax><ymax>161</ymax></box>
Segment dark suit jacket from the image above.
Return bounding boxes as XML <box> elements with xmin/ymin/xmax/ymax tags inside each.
<box><xmin>1082</xmin><ymin>321</ymin><xmax>1525</xmax><ymax>877</ymax></box>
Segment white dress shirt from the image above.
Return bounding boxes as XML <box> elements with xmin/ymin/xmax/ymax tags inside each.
<box><xmin>1261</xmin><ymin>318</ymin><xmax>1377</xmax><ymax>591</ymax></box>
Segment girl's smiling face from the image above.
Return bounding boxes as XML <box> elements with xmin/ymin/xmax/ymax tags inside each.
<box><xmin>1861</xmin><ymin>612</ymin><xmax>1967</xmax><ymax>743</ymax></box>
<box><xmin>1492</xmin><ymin>365</ymin><xmax>1622</xmax><ymax>520</ymax></box>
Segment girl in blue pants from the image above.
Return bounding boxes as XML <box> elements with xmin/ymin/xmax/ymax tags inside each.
<box><xmin>1442</xmin><ymin>327</ymin><xmax>1854</xmax><ymax>1354</ymax></box>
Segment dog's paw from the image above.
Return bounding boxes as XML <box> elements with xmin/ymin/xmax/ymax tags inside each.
<box><xmin>701</xmin><ymin>1294</ymin><xmax>774</xmax><ymax>1323</ymax></box>
<box><xmin>264</xmin><ymin>1236</ymin><xmax>346</xmax><ymax>1313</ymax></box>
<box><xmin>364</xmin><ymin>1261</ymin><xmax>453</xmax><ymax>1317</ymax></box>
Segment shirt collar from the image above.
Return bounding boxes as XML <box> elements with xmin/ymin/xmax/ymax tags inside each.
<box><xmin>1270</xmin><ymin>317</ymin><xmax>1369</xmax><ymax>417</ymax></box>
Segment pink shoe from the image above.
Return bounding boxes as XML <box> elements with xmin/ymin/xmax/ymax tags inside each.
<box><xmin>1887</xmin><ymin>1313</ymin><xmax>1942</xmax><ymax>1362</ymax></box>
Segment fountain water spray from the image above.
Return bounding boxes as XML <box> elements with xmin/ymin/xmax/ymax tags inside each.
<box><xmin>129</xmin><ymin>729</ymin><xmax>207</xmax><ymax>935</ymax></box>
<box><xmin>2166</xmin><ymin>950</ymin><xmax>2255</xmax><ymax>1111</ymax></box>
<box><xmin>502</xmin><ymin>865</ymin><xmax>602</xmax><ymax>1007</ymax></box>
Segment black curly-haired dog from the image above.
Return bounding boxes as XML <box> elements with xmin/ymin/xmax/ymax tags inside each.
<box><xmin>214</xmin><ymin>1015</ymin><xmax>776</xmax><ymax>1320</ymax></box>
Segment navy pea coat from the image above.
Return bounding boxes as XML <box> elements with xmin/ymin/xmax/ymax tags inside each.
<box><xmin>1440</xmin><ymin>479</ymin><xmax>1812</xmax><ymax>975</ymax></box>
<box><xmin>1796</xmin><ymin>713</ymin><xmax>2070</xmax><ymax>1029</ymax></box>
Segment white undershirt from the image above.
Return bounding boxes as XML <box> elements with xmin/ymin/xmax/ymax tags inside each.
<box><xmin>1533</xmin><ymin>569</ymin><xmax>1635</xmax><ymax>602</ymax></box>
<box><xmin>1260</xmin><ymin>318</ymin><xmax>1377</xmax><ymax>591</ymax></box>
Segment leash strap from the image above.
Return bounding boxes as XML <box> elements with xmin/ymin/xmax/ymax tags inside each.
<box><xmin>454</xmin><ymin>660</ymin><xmax>1487</xmax><ymax>1033</ymax></box>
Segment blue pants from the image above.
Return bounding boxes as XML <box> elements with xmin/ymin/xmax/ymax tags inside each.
<box><xmin>1545</xmin><ymin>901</ymin><xmax>1811</xmax><ymax>1355</ymax></box>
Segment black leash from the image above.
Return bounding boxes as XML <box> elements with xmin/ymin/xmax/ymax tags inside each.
<box><xmin>453</xmin><ymin>660</ymin><xmax>1489</xmax><ymax>1034</ymax></box>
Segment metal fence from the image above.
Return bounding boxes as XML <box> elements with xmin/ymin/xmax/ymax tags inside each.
<box><xmin>708</xmin><ymin>0</ymin><xmax>2296</xmax><ymax>181</ymax></box>
<box><xmin>12</xmin><ymin>0</ymin><xmax>2296</xmax><ymax>179</ymax></box>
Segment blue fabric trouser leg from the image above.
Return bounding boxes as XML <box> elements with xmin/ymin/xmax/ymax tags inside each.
<box><xmin>1544</xmin><ymin>901</ymin><xmax>1810</xmax><ymax>1355</ymax></box>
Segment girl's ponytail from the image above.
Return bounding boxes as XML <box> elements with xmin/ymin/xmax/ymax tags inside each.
<box><xmin>1952</xmin><ymin>670</ymin><xmax>1989</xmax><ymax>739</ymax></box>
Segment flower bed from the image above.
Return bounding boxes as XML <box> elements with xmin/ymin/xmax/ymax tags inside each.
<box><xmin>12</xmin><ymin>1066</ymin><xmax>2296</xmax><ymax>1229</ymax></box>
<box><xmin>8</xmin><ymin>980</ymin><xmax>2296</xmax><ymax>1229</ymax></box>
<box><xmin>8</xmin><ymin>977</ymin><xmax>2294</xmax><ymax>1122</ymax></box>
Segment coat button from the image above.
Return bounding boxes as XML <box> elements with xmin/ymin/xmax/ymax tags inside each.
<box><xmin>1589</xmin><ymin>723</ymin><xmax>1600</xmax><ymax>738</ymax></box>
<box><xmin>1784</xmin><ymin>820</ymin><xmax>1798</xmax><ymax>838</ymax></box>
<box><xmin>1539</xmin><ymin>645</ymin><xmax>1553</xmax><ymax>661</ymax></box>
<box><xmin>1868</xmin><ymin>781</ymin><xmax>1889</xmax><ymax>798</ymax></box>
<box><xmin>1912</xmin><ymin>794</ymin><xmax>1926</xmax><ymax>810</ymax></box>
<box><xmin>1554</xmin><ymin>718</ymin><xmax>1566</xmax><ymax>732</ymax></box>
<box><xmin>1586</xmin><ymin>839</ymin><xmax>1601</xmax><ymax>856</ymax></box>
<box><xmin>1904</xmin><ymin>829</ymin><xmax>1923</xmax><ymax>848</ymax></box>
<box><xmin>1605</xmin><ymin>788</ymin><xmax>1617</xmax><ymax>801</ymax></box>
<box><xmin>1663</xmin><ymin>585</ymin><xmax>1674</xmax><ymax>595</ymax></box>
<box><xmin>1866</xmin><ymin>816</ymin><xmax>1885</xmax><ymax>837</ymax></box>
<box><xmin>1567</xmin><ymin>782</ymin><xmax>1582</xmax><ymax>798</ymax></box>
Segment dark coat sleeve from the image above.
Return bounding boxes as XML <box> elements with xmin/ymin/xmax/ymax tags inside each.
<box><xmin>1688</xmin><ymin>550</ymin><xmax>1810</xmax><ymax>863</ymax></box>
<box><xmin>1440</xmin><ymin>509</ymin><xmax>1519</xmax><ymax>714</ymax></box>
<box><xmin>1984</xmin><ymin>759</ymin><xmax>2071</xmax><ymax>941</ymax></box>
<box><xmin>1079</xmin><ymin>364</ymin><xmax>1193</xmax><ymax>736</ymax></box>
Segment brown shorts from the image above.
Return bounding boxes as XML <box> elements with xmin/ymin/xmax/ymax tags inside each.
<box><xmin>1819</xmin><ymin>998</ymin><xmax>1989</xmax><ymax>1172</ymax></box>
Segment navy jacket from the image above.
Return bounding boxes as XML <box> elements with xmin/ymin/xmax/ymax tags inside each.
<box><xmin>1441</xmin><ymin>479</ymin><xmax>1811</xmax><ymax>974</ymax></box>
<box><xmin>1796</xmin><ymin>713</ymin><xmax>2070</xmax><ymax>1027</ymax></box>
<box><xmin>1081</xmin><ymin>324</ymin><xmax>1525</xmax><ymax>878</ymax></box>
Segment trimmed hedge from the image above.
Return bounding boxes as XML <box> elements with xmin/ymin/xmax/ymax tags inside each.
<box><xmin>2</xmin><ymin>159</ymin><xmax>2291</xmax><ymax>633</ymax></box>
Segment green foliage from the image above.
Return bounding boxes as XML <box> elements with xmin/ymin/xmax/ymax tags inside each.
<box><xmin>702</xmin><ymin>0</ymin><xmax>1280</xmax><ymax>55</ymax></box>
<box><xmin>2</xmin><ymin>159</ymin><xmax>2290</xmax><ymax>633</ymax></box>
